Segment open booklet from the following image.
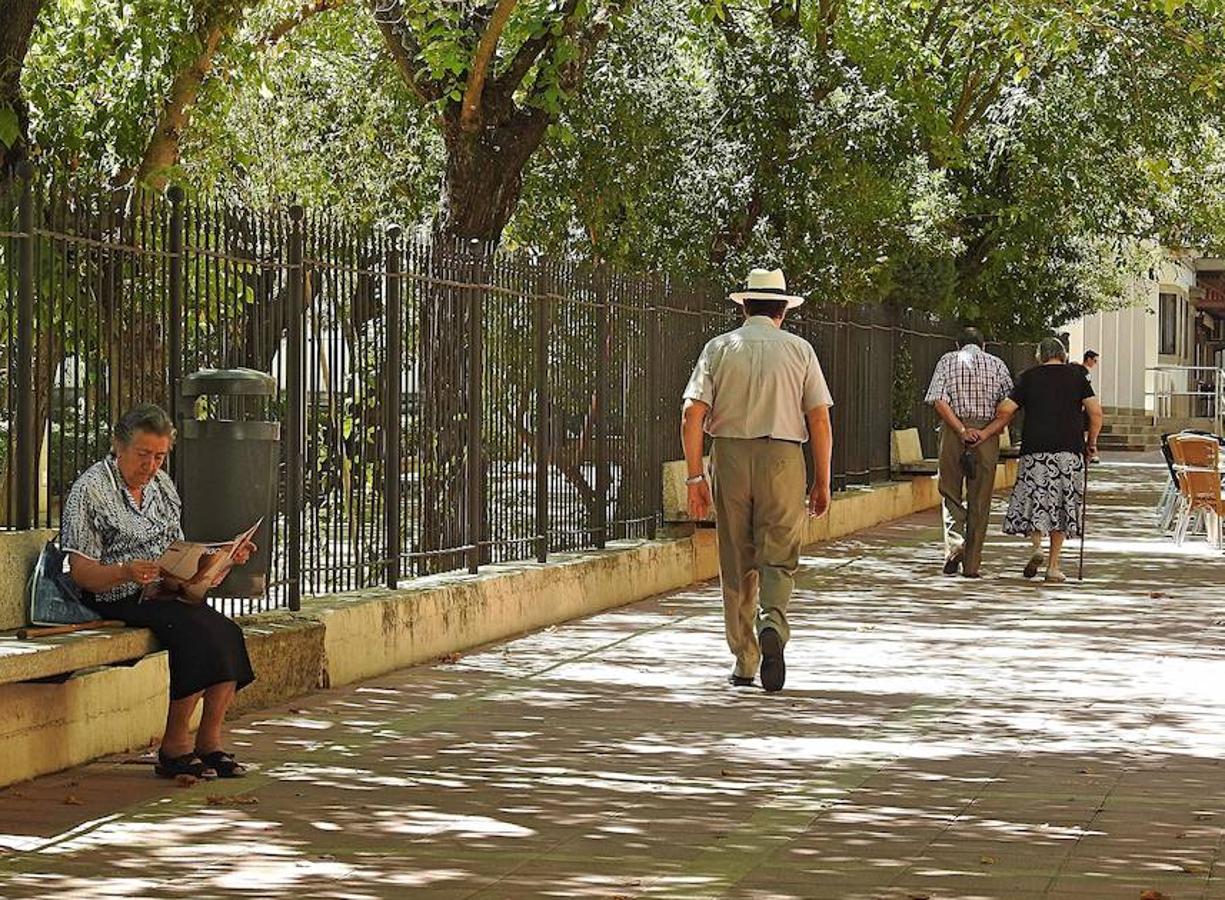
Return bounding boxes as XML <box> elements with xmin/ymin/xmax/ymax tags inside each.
<box><xmin>143</xmin><ymin>519</ymin><xmax>262</xmax><ymax>604</ymax></box>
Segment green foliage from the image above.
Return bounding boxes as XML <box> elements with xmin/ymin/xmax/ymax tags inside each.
<box><xmin>15</xmin><ymin>0</ymin><xmax>1225</xmax><ymax>334</ymax></box>
<box><xmin>891</xmin><ymin>340</ymin><xmax>916</xmax><ymax>431</ymax></box>
<box><xmin>22</xmin><ymin>0</ymin><xmax>195</xmax><ymax>181</ymax></box>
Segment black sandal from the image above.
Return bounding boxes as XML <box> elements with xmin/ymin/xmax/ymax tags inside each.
<box><xmin>155</xmin><ymin>751</ymin><xmax>217</xmax><ymax>780</ymax></box>
<box><xmin>198</xmin><ymin>750</ymin><xmax>247</xmax><ymax>778</ymax></box>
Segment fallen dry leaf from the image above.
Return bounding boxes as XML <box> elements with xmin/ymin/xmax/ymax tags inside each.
<box><xmin>1141</xmin><ymin>891</ymin><xmax>1169</xmax><ymax>900</ymax></box>
<box><xmin>206</xmin><ymin>794</ymin><xmax>259</xmax><ymax>807</ymax></box>
<box><xmin>438</xmin><ymin>653</ymin><xmax>461</xmax><ymax>664</ymax></box>
<box><xmin>63</xmin><ymin>795</ymin><xmax>84</xmax><ymax>806</ymax></box>
<box><xmin>979</xmin><ymin>855</ymin><xmax>996</xmax><ymax>865</ymax></box>
<box><xmin>1150</xmin><ymin>591</ymin><xmax>1171</xmax><ymax>599</ymax></box>
<box><xmin>174</xmin><ymin>774</ymin><xmax>198</xmax><ymax>788</ymax></box>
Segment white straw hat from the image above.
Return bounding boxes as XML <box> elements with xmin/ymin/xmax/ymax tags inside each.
<box><xmin>728</xmin><ymin>268</ymin><xmax>805</xmax><ymax>309</ymax></box>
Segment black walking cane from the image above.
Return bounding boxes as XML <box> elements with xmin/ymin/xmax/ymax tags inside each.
<box><xmin>1078</xmin><ymin>453</ymin><xmax>1090</xmax><ymax>581</ymax></box>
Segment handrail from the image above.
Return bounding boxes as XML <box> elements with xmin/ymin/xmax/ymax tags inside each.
<box><xmin>1145</xmin><ymin>365</ymin><xmax>1225</xmax><ymax>434</ymax></box>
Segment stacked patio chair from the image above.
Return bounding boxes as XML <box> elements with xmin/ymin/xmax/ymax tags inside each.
<box><xmin>1167</xmin><ymin>432</ymin><xmax>1225</xmax><ymax>547</ymax></box>
<box><xmin>1157</xmin><ymin>433</ymin><xmax>1181</xmax><ymax>532</ymax></box>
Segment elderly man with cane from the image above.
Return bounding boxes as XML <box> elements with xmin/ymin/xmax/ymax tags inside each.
<box><xmin>925</xmin><ymin>327</ymin><xmax>1014</xmax><ymax>578</ymax></box>
<box><xmin>681</xmin><ymin>268</ymin><xmax>834</xmax><ymax>693</ymax></box>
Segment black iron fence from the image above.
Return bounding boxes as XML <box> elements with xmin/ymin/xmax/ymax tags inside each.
<box><xmin>0</xmin><ymin>168</ymin><xmax>1034</xmax><ymax>613</ymax></box>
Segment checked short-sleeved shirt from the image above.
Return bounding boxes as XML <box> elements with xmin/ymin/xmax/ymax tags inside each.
<box><xmin>924</xmin><ymin>344</ymin><xmax>1014</xmax><ymax>422</ymax></box>
<box><xmin>60</xmin><ymin>456</ymin><xmax>184</xmax><ymax>604</ymax></box>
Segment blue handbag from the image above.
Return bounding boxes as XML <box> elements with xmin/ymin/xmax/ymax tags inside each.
<box><xmin>26</xmin><ymin>537</ymin><xmax>98</xmax><ymax>626</ymax></box>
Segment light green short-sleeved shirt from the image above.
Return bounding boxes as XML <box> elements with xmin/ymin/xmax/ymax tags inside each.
<box><xmin>683</xmin><ymin>316</ymin><xmax>833</xmax><ymax>442</ymax></box>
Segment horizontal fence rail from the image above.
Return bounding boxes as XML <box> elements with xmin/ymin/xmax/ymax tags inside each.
<box><xmin>0</xmin><ymin>170</ymin><xmax>1033</xmax><ymax>614</ymax></box>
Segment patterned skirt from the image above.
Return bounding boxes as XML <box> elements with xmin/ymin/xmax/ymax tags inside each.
<box><xmin>1002</xmin><ymin>452</ymin><xmax>1086</xmax><ymax>538</ymax></box>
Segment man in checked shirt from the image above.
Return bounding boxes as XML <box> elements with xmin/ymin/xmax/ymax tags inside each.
<box><xmin>924</xmin><ymin>327</ymin><xmax>1014</xmax><ymax>578</ymax></box>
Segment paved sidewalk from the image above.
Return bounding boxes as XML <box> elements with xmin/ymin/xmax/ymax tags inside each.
<box><xmin>2</xmin><ymin>453</ymin><xmax>1225</xmax><ymax>899</ymax></box>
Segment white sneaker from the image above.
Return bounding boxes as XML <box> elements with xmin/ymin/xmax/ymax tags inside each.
<box><xmin>1044</xmin><ymin>569</ymin><xmax>1067</xmax><ymax>583</ymax></box>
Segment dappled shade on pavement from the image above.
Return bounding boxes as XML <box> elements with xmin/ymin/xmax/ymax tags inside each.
<box><xmin>2</xmin><ymin>454</ymin><xmax>1225</xmax><ymax>898</ymax></box>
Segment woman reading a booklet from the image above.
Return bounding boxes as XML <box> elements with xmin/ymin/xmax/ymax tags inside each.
<box><xmin>60</xmin><ymin>404</ymin><xmax>256</xmax><ymax>780</ymax></box>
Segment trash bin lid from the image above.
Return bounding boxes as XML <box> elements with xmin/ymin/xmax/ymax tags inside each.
<box><xmin>181</xmin><ymin>367</ymin><xmax>277</xmax><ymax>398</ymax></box>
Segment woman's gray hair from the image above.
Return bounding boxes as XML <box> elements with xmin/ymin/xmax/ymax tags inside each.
<box><xmin>1036</xmin><ymin>337</ymin><xmax>1068</xmax><ymax>364</ymax></box>
<box><xmin>114</xmin><ymin>404</ymin><xmax>176</xmax><ymax>447</ymax></box>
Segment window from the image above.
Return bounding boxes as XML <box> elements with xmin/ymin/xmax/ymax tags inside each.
<box><xmin>1160</xmin><ymin>292</ymin><xmax>1179</xmax><ymax>356</ymax></box>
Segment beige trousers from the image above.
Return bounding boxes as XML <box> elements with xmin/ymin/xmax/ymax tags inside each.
<box><xmin>937</xmin><ymin>422</ymin><xmax>1000</xmax><ymax>576</ymax></box>
<box><xmin>711</xmin><ymin>437</ymin><xmax>807</xmax><ymax>678</ymax></box>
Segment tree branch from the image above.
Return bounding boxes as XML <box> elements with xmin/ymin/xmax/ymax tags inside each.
<box><xmin>549</xmin><ymin>0</ymin><xmax>632</xmax><ymax>97</ymax></box>
<box><xmin>919</xmin><ymin>0</ymin><xmax>947</xmax><ymax>47</ymax></box>
<box><xmin>369</xmin><ymin>0</ymin><xmax>444</xmax><ymax>103</ymax></box>
<box><xmin>495</xmin><ymin>0</ymin><xmax>581</xmax><ymax>95</ymax></box>
<box><xmin>260</xmin><ymin>0</ymin><xmax>345</xmax><ymax>47</ymax></box>
<box><xmin>135</xmin><ymin>0</ymin><xmax>245</xmax><ymax>190</ymax></box>
<box><xmin>460</xmin><ymin>0</ymin><xmax>519</xmax><ymax>131</ymax></box>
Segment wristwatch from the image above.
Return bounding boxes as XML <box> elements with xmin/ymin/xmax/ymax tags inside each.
<box><xmin>685</xmin><ymin>473</ymin><xmax>706</xmax><ymax>485</ymax></box>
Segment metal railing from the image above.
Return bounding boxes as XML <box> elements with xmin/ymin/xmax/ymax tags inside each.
<box><xmin>1145</xmin><ymin>365</ymin><xmax>1225</xmax><ymax>435</ymax></box>
<box><xmin>0</xmin><ymin>169</ymin><xmax>1030</xmax><ymax>613</ymax></box>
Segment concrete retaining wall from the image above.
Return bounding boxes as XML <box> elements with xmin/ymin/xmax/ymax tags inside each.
<box><xmin>0</xmin><ymin>464</ymin><xmax>1014</xmax><ymax>786</ymax></box>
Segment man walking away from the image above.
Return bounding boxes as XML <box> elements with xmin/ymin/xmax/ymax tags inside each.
<box><xmin>924</xmin><ymin>327</ymin><xmax>1014</xmax><ymax>578</ymax></box>
<box><xmin>1081</xmin><ymin>350</ymin><xmax>1099</xmax><ymax>383</ymax></box>
<box><xmin>681</xmin><ymin>268</ymin><xmax>834</xmax><ymax>693</ymax></box>
<box><xmin>1076</xmin><ymin>351</ymin><xmax>1101</xmax><ymax>462</ymax></box>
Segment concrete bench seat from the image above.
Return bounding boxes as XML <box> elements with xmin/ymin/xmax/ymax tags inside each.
<box><xmin>0</xmin><ymin>625</ymin><xmax>157</xmax><ymax>685</ymax></box>
<box><xmin>891</xmin><ymin>428</ymin><xmax>939</xmax><ymax>477</ymax></box>
<box><xmin>891</xmin><ymin>427</ymin><xmax>1020</xmax><ymax>475</ymax></box>
<box><xmin>0</xmin><ymin>529</ymin><xmax>159</xmax><ymax>687</ymax></box>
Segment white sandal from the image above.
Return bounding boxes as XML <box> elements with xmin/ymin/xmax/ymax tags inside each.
<box><xmin>1044</xmin><ymin>569</ymin><xmax>1067</xmax><ymax>584</ymax></box>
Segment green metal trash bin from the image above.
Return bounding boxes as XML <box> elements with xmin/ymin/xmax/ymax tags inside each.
<box><xmin>177</xmin><ymin>368</ymin><xmax>279</xmax><ymax>598</ymax></box>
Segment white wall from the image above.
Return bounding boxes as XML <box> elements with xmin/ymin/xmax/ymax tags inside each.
<box><xmin>1064</xmin><ymin>256</ymin><xmax>1197</xmax><ymax>414</ymax></box>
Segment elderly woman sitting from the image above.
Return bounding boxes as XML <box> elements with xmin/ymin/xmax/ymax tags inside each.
<box><xmin>62</xmin><ymin>404</ymin><xmax>255</xmax><ymax>779</ymax></box>
<box><xmin>978</xmin><ymin>337</ymin><xmax>1103</xmax><ymax>582</ymax></box>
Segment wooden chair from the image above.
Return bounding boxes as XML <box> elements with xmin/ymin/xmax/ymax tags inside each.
<box><xmin>1168</xmin><ymin>433</ymin><xmax>1225</xmax><ymax>547</ymax></box>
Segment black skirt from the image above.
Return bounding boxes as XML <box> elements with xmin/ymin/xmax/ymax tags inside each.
<box><xmin>86</xmin><ymin>592</ymin><xmax>255</xmax><ymax>700</ymax></box>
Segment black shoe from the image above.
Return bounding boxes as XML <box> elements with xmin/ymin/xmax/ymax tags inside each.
<box><xmin>154</xmin><ymin>751</ymin><xmax>217</xmax><ymax>780</ymax></box>
<box><xmin>943</xmin><ymin>550</ymin><xmax>963</xmax><ymax>575</ymax></box>
<box><xmin>759</xmin><ymin>628</ymin><xmax>786</xmax><ymax>693</ymax></box>
<box><xmin>728</xmin><ymin>674</ymin><xmax>755</xmax><ymax>687</ymax></box>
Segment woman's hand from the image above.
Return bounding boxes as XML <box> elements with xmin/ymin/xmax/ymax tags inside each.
<box><xmin>123</xmin><ymin>560</ymin><xmax>161</xmax><ymax>587</ymax></box>
<box><xmin>232</xmin><ymin>540</ymin><xmax>256</xmax><ymax>566</ymax></box>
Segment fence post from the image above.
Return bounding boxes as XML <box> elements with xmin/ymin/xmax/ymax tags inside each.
<box><xmin>465</xmin><ymin>250</ymin><xmax>484</xmax><ymax>575</ymax></box>
<box><xmin>647</xmin><ymin>275</ymin><xmax>662</xmax><ymax>532</ymax></box>
<box><xmin>167</xmin><ymin>186</ymin><xmax>185</xmax><ymax>483</ymax></box>
<box><xmin>534</xmin><ymin>265</ymin><xmax>550</xmax><ymax>563</ymax></box>
<box><xmin>593</xmin><ymin>264</ymin><xmax>610</xmax><ymax>548</ymax></box>
<box><xmin>15</xmin><ymin>162</ymin><xmax>36</xmax><ymax>531</ymax></box>
<box><xmin>384</xmin><ymin>225</ymin><xmax>403</xmax><ymax>589</ymax></box>
<box><xmin>285</xmin><ymin>205</ymin><xmax>305</xmax><ymax>611</ymax></box>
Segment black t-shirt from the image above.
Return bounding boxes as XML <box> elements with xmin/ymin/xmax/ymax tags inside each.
<box><xmin>1009</xmin><ymin>363</ymin><xmax>1095</xmax><ymax>455</ymax></box>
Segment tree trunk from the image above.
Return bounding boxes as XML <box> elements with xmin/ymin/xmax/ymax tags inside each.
<box><xmin>135</xmin><ymin>0</ymin><xmax>245</xmax><ymax>191</ymax></box>
<box><xmin>435</xmin><ymin>106</ymin><xmax>551</xmax><ymax>242</ymax></box>
<box><xmin>0</xmin><ymin>0</ymin><xmax>44</xmax><ymax>191</ymax></box>
<box><xmin>410</xmin><ymin>108</ymin><xmax>548</xmax><ymax>571</ymax></box>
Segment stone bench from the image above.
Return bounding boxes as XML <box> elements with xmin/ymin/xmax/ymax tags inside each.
<box><xmin>891</xmin><ymin>427</ymin><xmax>1018</xmax><ymax>477</ymax></box>
<box><xmin>891</xmin><ymin>428</ymin><xmax>939</xmax><ymax>476</ymax></box>
<box><xmin>0</xmin><ymin>530</ymin><xmax>157</xmax><ymax>687</ymax></box>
